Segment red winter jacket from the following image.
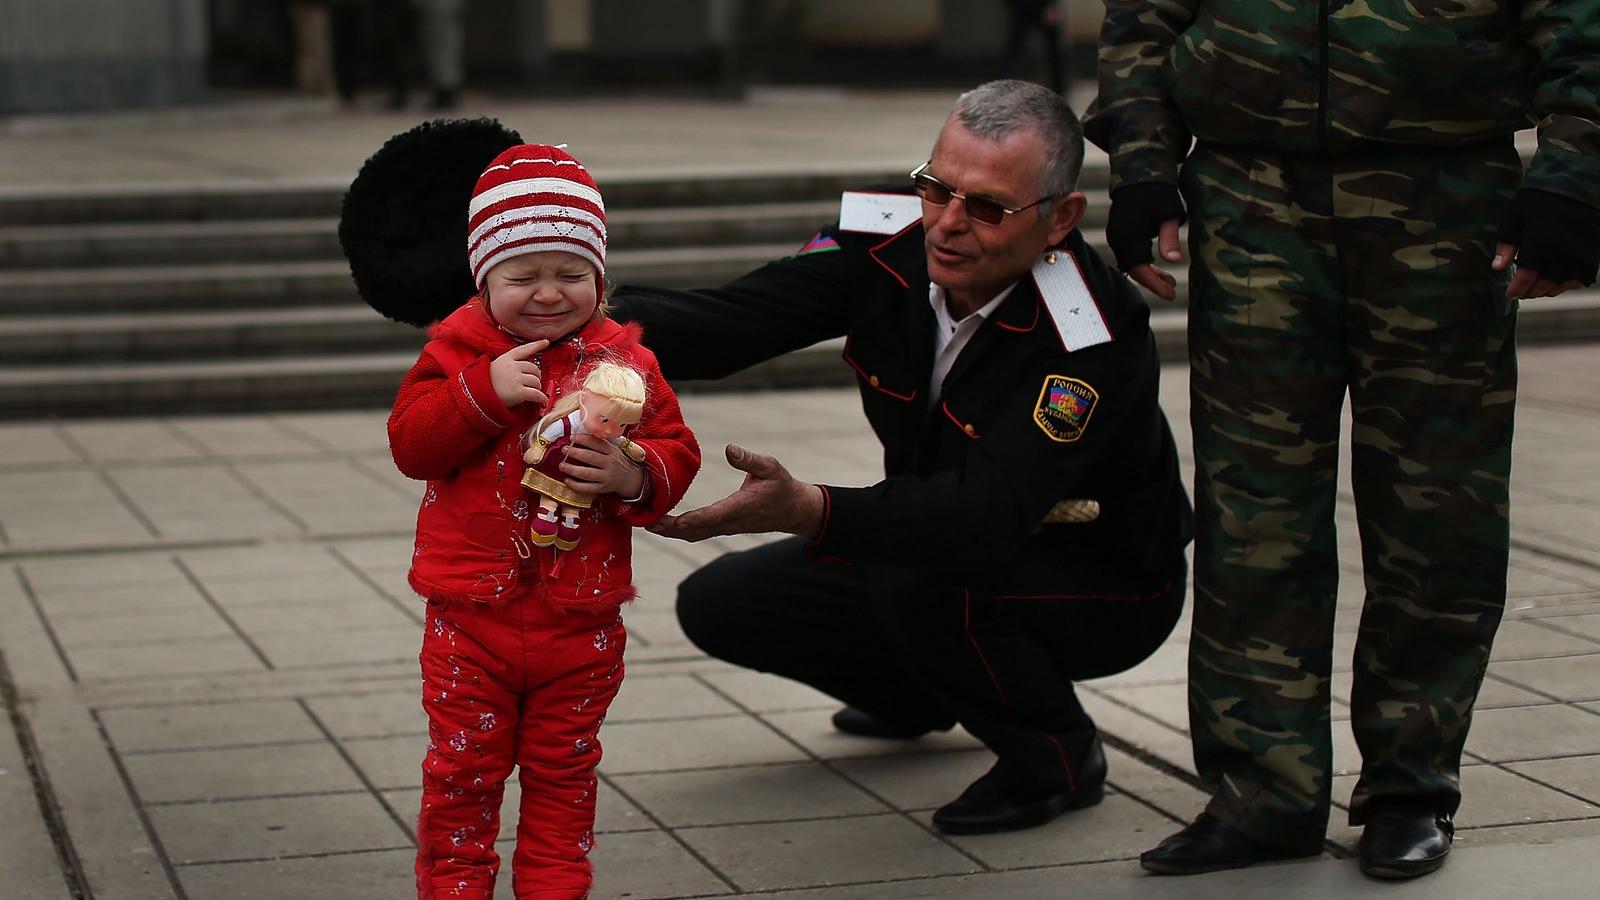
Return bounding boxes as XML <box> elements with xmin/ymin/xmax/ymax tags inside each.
<box><xmin>389</xmin><ymin>300</ymin><xmax>699</xmax><ymax>612</ymax></box>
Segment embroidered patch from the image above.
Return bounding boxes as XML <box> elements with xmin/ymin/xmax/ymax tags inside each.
<box><xmin>795</xmin><ymin>232</ymin><xmax>840</xmax><ymax>256</ymax></box>
<box><xmin>1033</xmin><ymin>375</ymin><xmax>1098</xmax><ymax>443</ymax></box>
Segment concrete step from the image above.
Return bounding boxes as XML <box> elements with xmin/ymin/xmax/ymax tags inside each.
<box><xmin>0</xmin><ymin>306</ymin><xmax>424</xmax><ymax>364</ymax></box>
<box><xmin>2</xmin><ymin>165</ymin><xmax>1047</xmax><ymax>227</ymax></box>
<box><xmin>0</xmin><ymin>201</ymin><xmax>901</xmax><ymax>270</ymax></box>
<box><xmin>0</xmin><ymin>243</ymin><xmax>806</xmax><ymax>313</ymax></box>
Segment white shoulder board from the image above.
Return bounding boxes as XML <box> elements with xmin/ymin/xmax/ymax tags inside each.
<box><xmin>838</xmin><ymin>191</ymin><xmax>922</xmax><ymax>235</ymax></box>
<box><xmin>1032</xmin><ymin>251</ymin><xmax>1113</xmax><ymax>352</ymax></box>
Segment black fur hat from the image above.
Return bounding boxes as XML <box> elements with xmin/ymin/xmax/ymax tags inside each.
<box><xmin>339</xmin><ymin>118</ymin><xmax>523</xmax><ymax>328</ymax></box>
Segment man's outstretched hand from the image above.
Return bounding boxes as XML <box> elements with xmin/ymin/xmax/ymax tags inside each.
<box><xmin>648</xmin><ymin>444</ymin><xmax>825</xmax><ymax>543</ymax></box>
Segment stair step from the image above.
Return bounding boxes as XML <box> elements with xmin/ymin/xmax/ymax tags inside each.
<box><xmin>0</xmin><ymin>307</ymin><xmax>424</xmax><ymax>363</ymax></box>
<box><xmin>0</xmin><ymin>243</ymin><xmax>807</xmax><ymax>312</ymax></box>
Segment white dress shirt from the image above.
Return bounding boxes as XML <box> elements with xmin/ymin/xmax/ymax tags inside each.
<box><xmin>928</xmin><ymin>282</ymin><xmax>1016</xmax><ymax>405</ymax></box>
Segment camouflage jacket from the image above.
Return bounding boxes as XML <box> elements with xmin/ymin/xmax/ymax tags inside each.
<box><xmin>1083</xmin><ymin>0</ymin><xmax>1600</xmax><ymax>209</ymax></box>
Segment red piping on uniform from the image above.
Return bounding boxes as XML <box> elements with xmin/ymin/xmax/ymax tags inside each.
<box><xmin>868</xmin><ymin>223</ymin><xmax>920</xmax><ymax>289</ymax></box>
<box><xmin>963</xmin><ymin>589</ymin><xmax>1010</xmax><ymax>708</ymax></box>
<box><xmin>993</xmin><ymin>581</ymin><xmax>1172</xmax><ymax>603</ymax></box>
<box><xmin>1046</xmin><ymin>734</ymin><xmax>1079</xmax><ymax>792</ymax></box>
<box><xmin>942</xmin><ymin>401</ymin><xmax>979</xmax><ymax>438</ymax></box>
<box><xmin>996</xmin><ymin>297</ymin><xmax>1041</xmax><ymax>333</ymax></box>
<box><xmin>1066</xmin><ymin>251</ymin><xmax>1114</xmax><ymax>340</ymax></box>
<box><xmin>814</xmin><ymin>484</ymin><xmax>833</xmax><ymax>544</ymax></box>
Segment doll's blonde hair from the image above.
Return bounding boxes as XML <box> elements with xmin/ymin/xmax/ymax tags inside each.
<box><xmin>533</xmin><ymin>360</ymin><xmax>646</xmax><ymax>437</ymax></box>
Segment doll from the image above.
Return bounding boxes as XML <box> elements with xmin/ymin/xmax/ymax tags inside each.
<box><xmin>521</xmin><ymin>361</ymin><xmax>649</xmax><ymax>552</ymax></box>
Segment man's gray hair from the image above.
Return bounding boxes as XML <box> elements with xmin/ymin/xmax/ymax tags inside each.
<box><xmin>951</xmin><ymin>79</ymin><xmax>1084</xmax><ymax>205</ymax></box>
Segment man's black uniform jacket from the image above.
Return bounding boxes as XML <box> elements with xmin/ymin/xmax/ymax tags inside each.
<box><xmin>610</xmin><ymin>206</ymin><xmax>1193</xmax><ymax>600</ymax></box>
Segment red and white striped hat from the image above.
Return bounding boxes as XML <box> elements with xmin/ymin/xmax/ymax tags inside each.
<box><xmin>466</xmin><ymin>143</ymin><xmax>606</xmax><ymax>288</ymax></box>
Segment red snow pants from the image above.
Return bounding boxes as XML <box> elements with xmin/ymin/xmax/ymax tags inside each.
<box><xmin>415</xmin><ymin>588</ymin><xmax>625</xmax><ymax>900</ymax></box>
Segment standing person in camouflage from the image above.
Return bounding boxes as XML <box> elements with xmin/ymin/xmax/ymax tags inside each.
<box><xmin>1084</xmin><ymin>0</ymin><xmax>1600</xmax><ymax>881</ymax></box>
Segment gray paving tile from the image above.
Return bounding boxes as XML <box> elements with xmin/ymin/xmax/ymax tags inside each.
<box><xmin>51</xmin><ymin>606</ymin><xmax>235</xmax><ymax>646</ymax></box>
<box><xmin>270</xmin><ymin>411</ymin><xmax>392</xmax><ymax>453</ymax></box>
<box><xmin>696</xmin><ymin>669</ymin><xmax>837</xmax><ymax>714</ymax></box>
<box><xmin>1536</xmin><ymin>613</ymin><xmax>1600</xmax><ymax>643</ymax></box>
<box><xmin>589</xmin><ymin>829</ymin><xmax>731</xmax><ymax>900</ymax></box>
<box><xmin>607</xmin><ymin>673</ymin><xmax>742</xmax><ymax>722</ymax></box>
<box><xmin>344</xmin><ymin>734</ymin><xmax>425</xmax><ymax>791</ymax></box>
<box><xmin>679</xmin><ymin>814</ymin><xmax>974</xmax><ymax>891</ymax></box>
<box><xmin>1474</xmin><ymin>674</ymin><xmax>1562</xmax><ymax>710</ymax></box>
<box><xmin>179</xmin><ymin>544</ymin><xmax>353</xmax><ymax>580</ymax></box>
<box><xmin>150</xmin><ymin>792</ymin><xmax>410</xmax><ymax>865</ymax></box>
<box><xmin>99</xmin><ymin>699</ymin><xmax>322</xmax><ymax>753</ymax></box>
<box><xmin>28</xmin><ymin>579</ymin><xmax>210</xmax><ymax>619</ymax></box>
<box><xmin>231</xmin><ymin>460</ymin><xmax>417</xmax><ymax>533</ymax></box>
<box><xmin>1465</xmin><ymin>705</ymin><xmax>1600</xmax><ymax>761</ymax></box>
<box><xmin>611</xmin><ymin>761</ymin><xmax>888</xmax><ymax>826</ymax></box>
<box><xmin>1101</xmin><ymin>746</ymin><xmax>1209</xmax><ymax>821</ymax></box>
<box><xmin>1078</xmin><ymin>693</ymin><xmax>1194</xmax><ymax>776</ymax></box>
<box><xmin>196</xmin><ymin>569</ymin><xmax>381</xmax><ymax>608</ymax></box>
<box><xmin>168</xmin><ymin>416</ymin><xmax>329</xmax><ymax>458</ymax></box>
<box><xmin>1490</xmin><ymin>653</ymin><xmax>1600</xmax><ymax>702</ymax></box>
<box><xmin>761</xmin><ymin>708</ymin><xmax>983</xmax><ymax>761</ymax></box>
<box><xmin>599</xmin><ymin>715</ymin><xmax>809</xmax><ymax>774</ymax></box>
<box><xmin>620</xmin><ymin>608</ymin><xmax>692</xmax><ymax>648</ymax></box>
<box><xmin>304</xmin><ymin>689</ymin><xmax>425</xmax><ymax>740</ymax></box>
<box><xmin>930</xmin><ymin>792</ymin><xmax>1181</xmax><ymax>869</ymax></box>
<box><xmin>1097</xmin><ymin>683</ymin><xmax>1188</xmax><ymax>734</ymax></box>
<box><xmin>0</xmin><ymin>423</ymin><xmax>82</xmax><ymax>469</ymax></box>
<box><xmin>18</xmin><ymin>552</ymin><xmax>182</xmax><ymax>590</ymax></box>
<box><xmin>1488</xmin><ymin>620</ymin><xmax>1600</xmax><ymax>661</ymax></box>
<box><xmin>0</xmin><ymin>470</ymin><xmax>153</xmax><ymax>548</ymax></box>
<box><xmin>107</xmin><ymin>464</ymin><xmax>300</xmax><ymax>540</ymax></box>
<box><xmin>224</xmin><ymin>597</ymin><xmax>418</xmax><ymax>636</ymax></box>
<box><xmin>1089</xmin><ymin>637</ymin><xmax>1188</xmax><ymax>688</ymax></box>
<box><xmin>0</xmin><ymin>715</ymin><xmax>73</xmax><ymax>900</ymax></box>
<box><xmin>60</xmin><ymin>421</ymin><xmax>206</xmax><ymax>462</ymax></box>
<box><xmin>831</xmin><ymin>749</ymin><xmax>994</xmax><ymax>811</ymax></box>
<box><xmin>1506</xmin><ymin>755</ymin><xmax>1600</xmax><ymax>805</ymax></box>
<box><xmin>68</xmin><ymin>637</ymin><xmax>264</xmax><ymax>681</ymax></box>
<box><xmin>176</xmin><ymin>848</ymin><xmax>415</xmax><ymax>900</ymax></box>
<box><xmin>254</xmin><ymin>625</ymin><xmax>419</xmax><ymax>669</ymax></box>
<box><xmin>126</xmin><ymin>742</ymin><xmax>363</xmax><ymax>804</ymax></box>
<box><xmin>1335</xmin><ymin>764</ymin><xmax>1598</xmax><ymax>827</ymax></box>
<box><xmin>1452</xmin><ymin>815</ymin><xmax>1600</xmax><ymax>848</ymax></box>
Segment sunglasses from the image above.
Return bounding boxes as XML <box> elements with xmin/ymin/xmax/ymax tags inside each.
<box><xmin>910</xmin><ymin>162</ymin><xmax>1058</xmax><ymax>226</ymax></box>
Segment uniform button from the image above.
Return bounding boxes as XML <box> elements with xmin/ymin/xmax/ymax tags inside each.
<box><xmin>869</xmin><ymin>375</ymin><xmax>880</xmax><ymax>387</ymax></box>
<box><xmin>964</xmin><ymin>424</ymin><xmax>975</xmax><ymax>435</ymax></box>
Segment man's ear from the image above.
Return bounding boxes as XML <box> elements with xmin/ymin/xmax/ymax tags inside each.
<box><xmin>1047</xmin><ymin>191</ymin><xmax>1089</xmax><ymax>246</ymax></box>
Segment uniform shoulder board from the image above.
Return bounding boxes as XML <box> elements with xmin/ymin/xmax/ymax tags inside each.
<box><xmin>1032</xmin><ymin>250</ymin><xmax>1114</xmax><ymax>352</ymax></box>
<box><xmin>838</xmin><ymin>191</ymin><xmax>922</xmax><ymax>235</ymax></box>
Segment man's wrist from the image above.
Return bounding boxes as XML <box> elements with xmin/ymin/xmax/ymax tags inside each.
<box><xmin>794</xmin><ymin>483</ymin><xmax>826</xmax><ymax>540</ymax></box>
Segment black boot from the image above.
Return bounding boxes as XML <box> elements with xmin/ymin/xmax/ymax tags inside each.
<box><xmin>932</xmin><ymin>737</ymin><xmax>1108</xmax><ymax>835</ymax></box>
<box><xmin>1141</xmin><ymin>813</ymin><xmax>1321</xmax><ymax>875</ymax></box>
<box><xmin>830</xmin><ymin>706</ymin><xmax>934</xmax><ymax>740</ymax></box>
<box><xmin>1359</xmin><ymin>799</ymin><xmax>1454</xmax><ymax>879</ymax></box>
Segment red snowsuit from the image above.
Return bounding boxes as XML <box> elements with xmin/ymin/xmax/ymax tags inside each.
<box><xmin>389</xmin><ymin>300</ymin><xmax>699</xmax><ymax>900</ymax></box>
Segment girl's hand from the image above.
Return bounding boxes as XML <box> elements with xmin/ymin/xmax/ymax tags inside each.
<box><xmin>560</xmin><ymin>433</ymin><xmax>646</xmax><ymax>500</ymax></box>
<box><xmin>489</xmin><ymin>340</ymin><xmax>549</xmax><ymax>408</ymax></box>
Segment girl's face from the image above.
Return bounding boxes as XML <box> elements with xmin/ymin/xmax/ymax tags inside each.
<box><xmin>577</xmin><ymin>390</ymin><xmax>626</xmax><ymax>441</ymax></box>
<box><xmin>483</xmin><ymin>251</ymin><xmax>599</xmax><ymax>342</ymax></box>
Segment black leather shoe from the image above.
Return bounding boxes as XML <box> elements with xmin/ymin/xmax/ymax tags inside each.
<box><xmin>1141</xmin><ymin>813</ymin><xmax>1321</xmax><ymax>875</ymax></box>
<box><xmin>932</xmin><ymin>738</ymin><xmax>1108</xmax><ymax>835</ymax></box>
<box><xmin>830</xmin><ymin>706</ymin><xmax>933</xmax><ymax>739</ymax></box>
<box><xmin>1359</xmin><ymin>802</ymin><xmax>1454</xmax><ymax>879</ymax></box>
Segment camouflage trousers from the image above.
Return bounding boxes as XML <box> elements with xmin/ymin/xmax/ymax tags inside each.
<box><xmin>1180</xmin><ymin>141</ymin><xmax>1521</xmax><ymax>851</ymax></box>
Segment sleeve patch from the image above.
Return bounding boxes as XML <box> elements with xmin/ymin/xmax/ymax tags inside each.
<box><xmin>795</xmin><ymin>232</ymin><xmax>841</xmax><ymax>256</ymax></box>
<box><xmin>1033</xmin><ymin>375</ymin><xmax>1098</xmax><ymax>443</ymax></box>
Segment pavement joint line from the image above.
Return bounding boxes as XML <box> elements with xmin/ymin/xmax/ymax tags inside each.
<box><xmin>14</xmin><ymin>566</ymin><xmax>79</xmax><ymax>684</ymax></box>
<box><xmin>326</xmin><ymin>544</ymin><xmax>425</xmax><ymax>626</ymax></box>
<box><xmin>171</xmin><ymin>555</ymin><xmax>276</xmax><ymax>672</ymax></box>
<box><xmin>119</xmin><ymin>736</ymin><xmax>330</xmax><ymax>756</ymax></box>
<box><xmin>221</xmin><ymin>460</ymin><xmax>313</xmax><ymax>533</ymax></box>
<box><xmin>94</xmin><ymin>467</ymin><xmax>163</xmax><ymax>539</ymax></box>
<box><xmin>0</xmin><ymin>643</ymin><xmax>89</xmax><ymax>899</ymax></box>
<box><xmin>1524</xmin><ymin>617</ymin><xmax>1600</xmax><ymax>646</ymax></box>
<box><xmin>88</xmin><ymin>705</ymin><xmax>191</xmax><ymax>898</ymax></box>
<box><xmin>156</xmin><ymin>417</ymin><xmax>214</xmax><ymax>459</ymax></box>
<box><xmin>347</xmin><ymin>454</ymin><xmax>426</xmax><ymax>504</ymax></box>
<box><xmin>172</xmin><ymin>843</ymin><xmax>417</xmax><ymax>870</ymax></box>
<box><xmin>144</xmin><ymin>787</ymin><xmax>371</xmax><ymax>808</ymax></box>
<box><xmin>1477</xmin><ymin>755</ymin><xmax>1600</xmax><ymax>811</ymax></box>
<box><xmin>295</xmin><ymin>697</ymin><xmax>420</xmax><ymax>845</ymax></box>
<box><xmin>597</xmin><ymin>767</ymin><xmax>745</xmax><ymax>894</ymax></box>
<box><xmin>0</xmin><ymin>535</ymin><xmax>262</xmax><ymax>563</ymax></box>
<box><xmin>1476</xmin><ymin>668</ymin><xmax>1596</xmax><ymax>711</ymax></box>
<box><xmin>689</xmin><ymin>670</ymin><xmax>996</xmax><ymax>875</ymax></box>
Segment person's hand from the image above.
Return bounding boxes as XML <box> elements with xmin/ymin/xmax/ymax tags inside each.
<box><xmin>1495</xmin><ymin>189</ymin><xmax>1600</xmax><ymax>300</ymax></box>
<box><xmin>648</xmin><ymin>444</ymin><xmax>824</xmax><ymax>542</ymax></box>
<box><xmin>560</xmin><ymin>432</ymin><xmax>645</xmax><ymax>499</ymax></box>
<box><xmin>489</xmin><ymin>339</ymin><xmax>549</xmax><ymax>408</ymax></box>
<box><xmin>1105</xmin><ymin>182</ymin><xmax>1186</xmax><ymax>302</ymax></box>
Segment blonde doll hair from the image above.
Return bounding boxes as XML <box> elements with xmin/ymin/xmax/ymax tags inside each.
<box><xmin>533</xmin><ymin>360</ymin><xmax>646</xmax><ymax>437</ymax></box>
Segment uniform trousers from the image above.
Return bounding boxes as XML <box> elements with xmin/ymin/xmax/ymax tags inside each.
<box><xmin>1181</xmin><ymin>141</ymin><xmax>1520</xmax><ymax>851</ymax></box>
<box><xmin>677</xmin><ymin>537</ymin><xmax>1185</xmax><ymax>796</ymax></box>
<box><xmin>416</xmin><ymin>589</ymin><xmax>626</xmax><ymax>900</ymax></box>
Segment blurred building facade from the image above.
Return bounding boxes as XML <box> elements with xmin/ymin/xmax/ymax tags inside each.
<box><xmin>2</xmin><ymin>0</ymin><xmax>1100</xmax><ymax>113</ymax></box>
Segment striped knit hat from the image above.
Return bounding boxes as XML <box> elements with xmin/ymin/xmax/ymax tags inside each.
<box><xmin>466</xmin><ymin>143</ymin><xmax>606</xmax><ymax>289</ymax></box>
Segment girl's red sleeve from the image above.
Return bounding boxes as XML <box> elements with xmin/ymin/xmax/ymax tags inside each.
<box><xmin>387</xmin><ymin>343</ymin><xmax>515</xmax><ymax>480</ymax></box>
<box><xmin>612</xmin><ymin>348</ymin><xmax>700</xmax><ymax>526</ymax></box>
